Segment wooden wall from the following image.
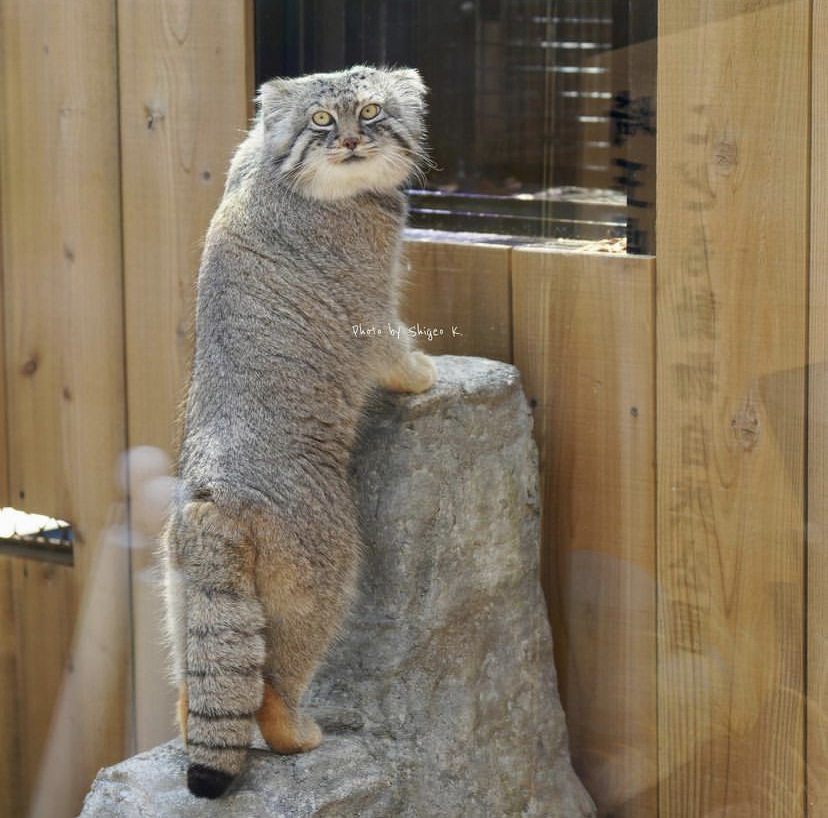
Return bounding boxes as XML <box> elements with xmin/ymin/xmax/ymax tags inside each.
<box><xmin>0</xmin><ymin>2</ymin><xmax>824</xmax><ymax>817</ymax></box>
<box><xmin>513</xmin><ymin>250</ymin><xmax>657</xmax><ymax>817</ymax></box>
<box><xmin>0</xmin><ymin>0</ymin><xmax>251</xmax><ymax>815</ymax></box>
<box><xmin>808</xmin><ymin>0</ymin><xmax>828</xmax><ymax>813</ymax></box>
<box><xmin>411</xmin><ymin>3</ymin><xmax>822</xmax><ymax>816</ymax></box>
<box><xmin>0</xmin><ymin>2</ymin><xmax>130</xmax><ymax>817</ymax></box>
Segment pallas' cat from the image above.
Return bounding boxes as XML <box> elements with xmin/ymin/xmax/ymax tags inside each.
<box><xmin>161</xmin><ymin>65</ymin><xmax>435</xmax><ymax>800</ymax></box>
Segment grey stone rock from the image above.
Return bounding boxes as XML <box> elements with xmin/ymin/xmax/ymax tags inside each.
<box><xmin>79</xmin><ymin>355</ymin><xmax>595</xmax><ymax>818</ymax></box>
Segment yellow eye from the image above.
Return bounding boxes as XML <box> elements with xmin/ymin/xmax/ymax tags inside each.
<box><xmin>312</xmin><ymin>110</ymin><xmax>333</xmax><ymax>126</ymax></box>
<box><xmin>359</xmin><ymin>103</ymin><xmax>381</xmax><ymax>120</ymax></box>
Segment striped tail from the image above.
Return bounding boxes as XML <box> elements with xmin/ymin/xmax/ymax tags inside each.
<box><xmin>180</xmin><ymin>499</ymin><xmax>265</xmax><ymax>799</ymax></box>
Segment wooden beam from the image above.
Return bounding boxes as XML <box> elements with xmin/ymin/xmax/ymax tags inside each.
<box><xmin>0</xmin><ymin>558</ymin><xmax>20</xmax><ymax>818</ymax></box>
<box><xmin>808</xmin><ymin>1</ymin><xmax>828</xmax><ymax>813</ymax></box>
<box><xmin>0</xmin><ymin>0</ymin><xmax>130</xmax><ymax>815</ymax></box>
<box><xmin>512</xmin><ymin>248</ymin><xmax>656</xmax><ymax>818</ymax></box>
<box><xmin>117</xmin><ymin>0</ymin><xmax>252</xmax><ymax>751</ymax></box>
<box><xmin>0</xmin><ymin>4</ymin><xmax>15</xmax><ymax>813</ymax></box>
<box><xmin>656</xmin><ymin>2</ymin><xmax>808</xmax><ymax>815</ymax></box>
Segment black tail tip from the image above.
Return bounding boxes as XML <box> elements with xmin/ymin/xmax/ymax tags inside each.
<box><xmin>187</xmin><ymin>764</ymin><xmax>235</xmax><ymax>799</ymax></box>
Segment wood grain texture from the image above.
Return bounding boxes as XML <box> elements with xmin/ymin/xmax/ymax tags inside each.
<box><xmin>0</xmin><ymin>558</ymin><xmax>21</xmax><ymax>818</ymax></box>
<box><xmin>656</xmin><ymin>2</ymin><xmax>808</xmax><ymax>815</ymax></box>
<box><xmin>808</xmin><ymin>2</ymin><xmax>828</xmax><ymax>813</ymax></box>
<box><xmin>117</xmin><ymin>0</ymin><xmax>252</xmax><ymax>751</ymax></box>
<box><xmin>401</xmin><ymin>238</ymin><xmax>512</xmax><ymax>363</ymax></box>
<box><xmin>0</xmin><ymin>8</ymin><xmax>15</xmax><ymax>814</ymax></box>
<box><xmin>512</xmin><ymin>248</ymin><xmax>656</xmax><ymax>818</ymax></box>
<box><xmin>0</xmin><ymin>0</ymin><xmax>130</xmax><ymax>815</ymax></box>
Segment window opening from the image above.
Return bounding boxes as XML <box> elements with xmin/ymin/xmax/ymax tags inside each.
<box><xmin>254</xmin><ymin>0</ymin><xmax>656</xmax><ymax>252</ymax></box>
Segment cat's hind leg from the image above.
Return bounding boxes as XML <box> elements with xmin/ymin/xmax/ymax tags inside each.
<box><xmin>161</xmin><ymin>517</ymin><xmax>189</xmax><ymax>743</ymax></box>
<box><xmin>253</xmin><ymin>504</ymin><xmax>360</xmax><ymax>754</ymax></box>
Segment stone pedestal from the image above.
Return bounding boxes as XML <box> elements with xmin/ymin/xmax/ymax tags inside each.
<box><xmin>79</xmin><ymin>356</ymin><xmax>595</xmax><ymax>818</ymax></box>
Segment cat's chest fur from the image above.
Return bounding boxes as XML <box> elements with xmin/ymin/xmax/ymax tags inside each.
<box><xmin>273</xmin><ymin>190</ymin><xmax>403</xmax><ymax>313</ymax></box>
<box><xmin>191</xmin><ymin>179</ymin><xmax>407</xmax><ymax>427</ymax></box>
<box><xmin>213</xmin><ymin>183</ymin><xmax>404</xmax><ymax>327</ymax></box>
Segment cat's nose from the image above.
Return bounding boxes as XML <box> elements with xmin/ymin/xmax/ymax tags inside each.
<box><xmin>341</xmin><ymin>136</ymin><xmax>360</xmax><ymax>151</ymax></box>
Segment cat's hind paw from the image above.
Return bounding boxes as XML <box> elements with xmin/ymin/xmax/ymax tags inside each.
<box><xmin>256</xmin><ymin>684</ymin><xmax>322</xmax><ymax>754</ymax></box>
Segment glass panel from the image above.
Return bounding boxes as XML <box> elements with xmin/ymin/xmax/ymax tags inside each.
<box><xmin>254</xmin><ymin>0</ymin><xmax>657</xmax><ymax>251</ymax></box>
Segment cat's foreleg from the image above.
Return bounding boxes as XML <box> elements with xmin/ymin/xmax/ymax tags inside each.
<box><xmin>376</xmin><ymin>319</ymin><xmax>436</xmax><ymax>393</ymax></box>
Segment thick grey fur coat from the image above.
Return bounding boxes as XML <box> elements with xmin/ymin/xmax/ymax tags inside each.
<box><xmin>160</xmin><ymin>65</ymin><xmax>435</xmax><ymax>799</ymax></box>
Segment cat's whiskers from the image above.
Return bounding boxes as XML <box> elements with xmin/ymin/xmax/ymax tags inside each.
<box><xmin>281</xmin><ymin>158</ymin><xmax>314</xmax><ymax>196</ymax></box>
<box><xmin>381</xmin><ymin>148</ymin><xmax>429</xmax><ymax>189</ymax></box>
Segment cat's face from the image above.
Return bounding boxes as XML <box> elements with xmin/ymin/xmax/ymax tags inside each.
<box><xmin>259</xmin><ymin>66</ymin><xmax>427</xmax><ymax>201</ymax></box>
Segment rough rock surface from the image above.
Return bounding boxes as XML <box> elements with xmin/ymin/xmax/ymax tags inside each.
<box><xmin>79</xmin><ymin>356</ymin><xmax>595</xmax><ymax>818</ymax></box>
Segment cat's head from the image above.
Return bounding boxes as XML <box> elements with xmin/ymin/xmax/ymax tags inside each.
<box><xmin>257</xmin><ymin>66</ymin><xmax>428</xmax><ymax>200</ymax></box>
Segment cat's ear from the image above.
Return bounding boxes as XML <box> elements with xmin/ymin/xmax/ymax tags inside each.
<box><xmin>390</xmin><ymin>68</ymin><xmax>427</xmax><ymax>104</ymax></box>
<box><xmin>257</xmin><ymin>78</ymin><xmax>293</xmax><ymax>127</ymax></box>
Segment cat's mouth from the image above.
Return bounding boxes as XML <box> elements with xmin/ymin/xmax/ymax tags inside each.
<box><xmin>340</xmin><ymin>154</ymin><xmax>367</xmax><ymax>163</ymax></box>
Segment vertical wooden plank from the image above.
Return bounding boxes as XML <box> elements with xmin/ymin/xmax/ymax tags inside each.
<box><xmin>0</xmin><ymin>0</ymin><xmax>130</xmax><ymax>815</ymax></box>
<box><xmin>656</xmin><ymin>2</ymin><xmax>808</xmax><ymax>816</ymax></box>
<box><xmin>808</xmin><ymin>1</ymin><xmax>828</xmax><ymax>813</ymax></box>
<box><xmin>0</xmin><ymin>557</ymin><xmax>21</xmax><ymax>818</ymax></box>
<box><xmin>117</xmin><ymin>0</ymin><xmax>252</xmax><ymax>751</ymax></box>
<box><xmin>401</xmin><ymin>239</ymin><xmax>513</xmax><ymax>363</ymax></box>
<box><xmin>513</xmin><ymin>248</ymin><xmax>656</xmax><ymax>818</ymax></box>
<box><xmin>0</xmin><ymin>8</ymin><xmax>16</xmax><ymax>814</ymax></box>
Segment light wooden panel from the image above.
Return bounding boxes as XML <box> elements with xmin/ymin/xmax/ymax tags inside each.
<box><xmin>401</xmin><ymin>238</ymin><xmax>512</xmax><ymax>363</ymax></box>
<box><xmin>808</xmin><ymin>2</ymin><xmax>828</xmax><ymax>813</ymax></box>
<box><xmin>0</xmin><ymin>558</ymin><xmax>20</xmax><ymax>818</ymax></box>
<box><xmin>512</xmin><ymin>248</ymin><xmax>656</xmax><ymax>818</ymax></box>
<box><xmin>0</xmin><ymin>19</ymin><xmax>15</xmax><ymax>815</ymax></box>
<box><xmin>656</xmin><ymin>2</ymin><xmax>808</xmax><ymax>816</ymax></box>
<box><xmin>0</xmin><ymin>0</ymin><xmax>130</xmax><ymax>816</ymax></box>
<box><xmin>117</xmin><ymin>0</ymin><xmax>252</xmax><ymax>751</ymax></box>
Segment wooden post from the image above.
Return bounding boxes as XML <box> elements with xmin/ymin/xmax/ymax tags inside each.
<box><xmin>808</xmin><ymin>2</ymin><xmax>828</xmax><ymax>814</ymax></box>
<box><xmin>656</xmin><ymin>2</ymin><xmax>809</xmax><ymax>815</ymax></box>
<box><xmin>512</xmin><ymin>248</ymin><xmax>656</xmax><ymax>818</ymax></box>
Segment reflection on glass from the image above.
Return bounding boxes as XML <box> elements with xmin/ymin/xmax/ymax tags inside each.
<box><xmin>254</xmin><ymin>0</ymin><xmax>657</xmax><ymax>250</ymax></box>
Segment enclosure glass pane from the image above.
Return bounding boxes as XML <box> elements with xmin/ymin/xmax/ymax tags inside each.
<box><xmin>254</xmin><ymin>0</ymin><xmax>657</xmax><ymax>251</ymax></box>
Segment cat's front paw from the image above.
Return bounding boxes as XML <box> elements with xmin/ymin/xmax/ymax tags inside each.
<box><xmin>381</xmin><ymin>351</ymin><xmax>436</xmax><ymax>394</ymax></box>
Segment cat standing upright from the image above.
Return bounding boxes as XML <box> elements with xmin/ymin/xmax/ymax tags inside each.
<box><xmin>161</xmin><ymin>65</ymin><xmax>435</xmax><ymax>800</ymax></box>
